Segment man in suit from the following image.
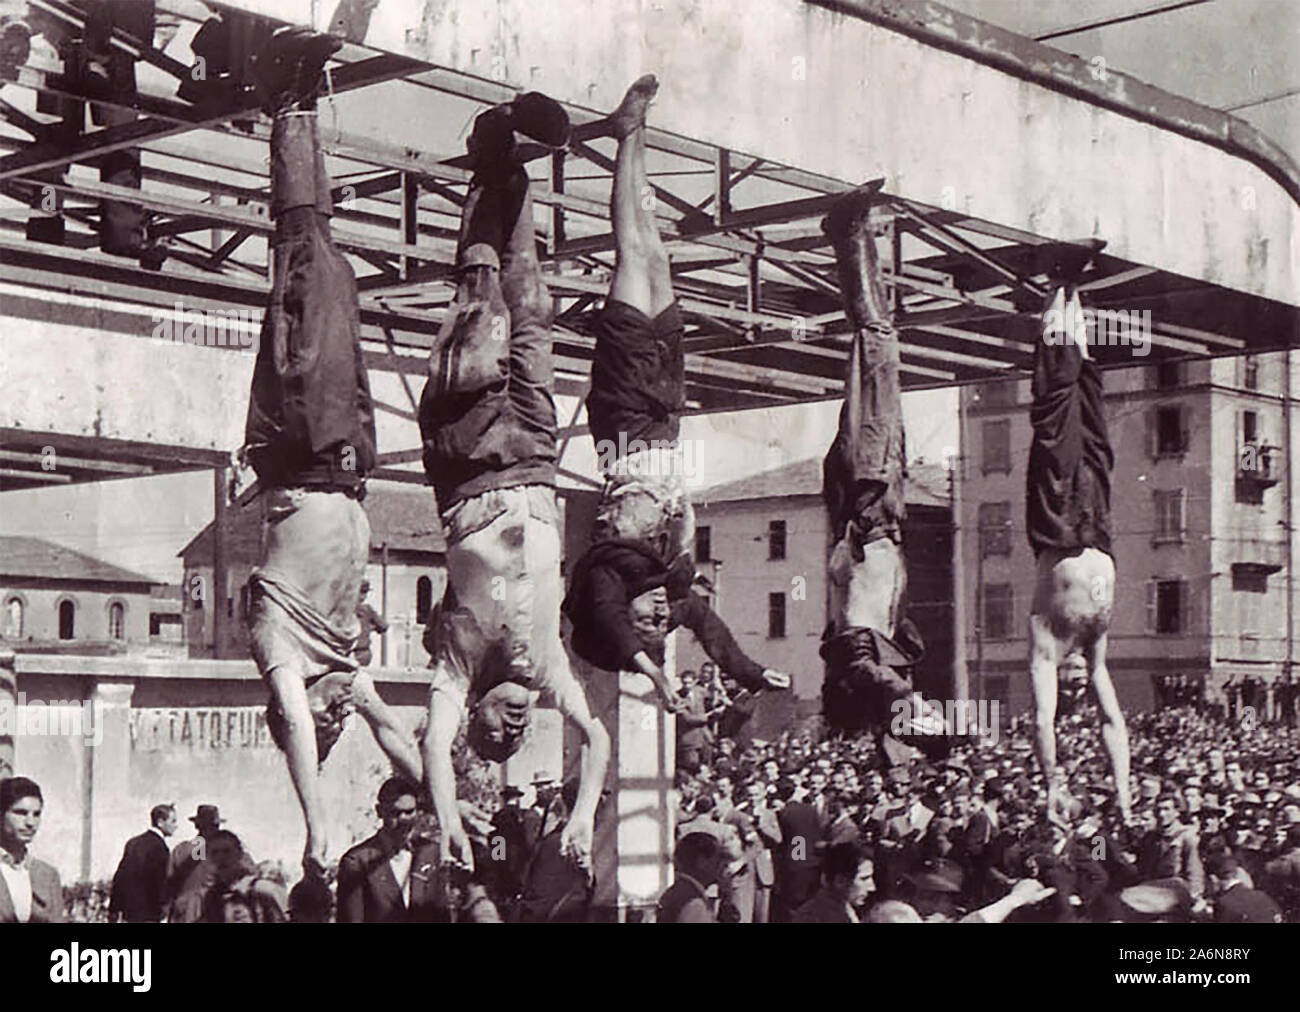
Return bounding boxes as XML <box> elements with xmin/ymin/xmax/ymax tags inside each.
<box><xmin>675</xmin><ymin>671</ymin><xmax>713</xmax><ymax>774</ymax></box>
<box><xmin>0</xmin><ymin>776</ymin><xmax>63</xmax><ymax>923</ymax></box>
<box><xmin>109</xmin><ymin>803</ymin><xmax>177</xmax><ymax>922</ymax></box>
<box><xmin>1264</xmin><ymin>824</ymin><xmax>1300</xmax><ymax>920</ymax></box>
<box><xmin>487</xmin><ymin>785</ymin><xmax>540</xmax><ymax>912</ymax></box>
<box><xmin>515</xmin><ymin>780</ymin><xmax>604</xmax><ymax>923</ymax></box>
<box><xmin>167</xmin><ymin>804</ymin><xmax>251</xmax><ymax>923</ymax></box>
<box><xmin>771</xmin><ymin>777</ymin><xmax>824</xmax><ymax>922</ymax></box>
<box><xmin>337</xmin><ymin>776</ymin><xmax>444</xmax><ymax>922</ymax></box>
<box><xmin>1210</xmin><ymin>851</ymin><xmax>1283</xmax><ymax>924</ymax></box>
<box><xmin>657</xmin><ymin>832</ymin><xmax>725</xmax><ymax>923</ymax></box>
<box><xmin>793</xmin><ymin>842</ymin><xmax>874</xmax><ymax>923</ymax></box>
<box><xmin>730</xmin><ymin>780</ymin><xmax>780</xmax><ymax>923</ymax></box>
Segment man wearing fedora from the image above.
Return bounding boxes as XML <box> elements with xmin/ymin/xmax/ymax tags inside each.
<box><xmin>167</xmin><ymin>804</ymin><xmax>253</xmax><ymax>923</ymax></box>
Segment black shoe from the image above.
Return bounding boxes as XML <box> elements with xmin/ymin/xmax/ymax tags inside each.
<box><xmin>508</xmin><ymin>91</ymin><xmax>570</xmax><ymax>149</ymax></box>
<box><xmin>252</xmin><ymin>26</ymin><xmax>342</xmax><ymax>113</ymax></box>
<box><xmin>467</xmin><ymin>91</ymin><xmax>570</xmax><ymax>171</ymax></box>
<box><xmin>466</xmin><ymin>104</ymin><xmax>517</xmax><ymax>170</ymax></box>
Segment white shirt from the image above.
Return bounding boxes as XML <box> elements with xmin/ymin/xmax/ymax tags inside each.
<box><xmin>0</xmin><ymin>857</ymin><xmax>33</xmax><ymax>923</ymax></box>
<box><xmin>389</xmin><ymin>849</ymin><xmax>412</xmax><ymax>907</ymax></box>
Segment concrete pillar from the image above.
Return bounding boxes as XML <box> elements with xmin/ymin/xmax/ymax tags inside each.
<box><xmin>614</xmin><ymin>666</ymin><xmax>675</xmax><ymax>913</ymax></box>
<box><xmin>0</xmin><ymin>648</ymin><xmax>14</xmax><ymax>779</ymax></box>
<box><xmin>84</xmin><ymin>680</ymin><xmax>135</xmax><ymax>881</ymax></box>
<box><xmin>574</xmin><ymin>633</ymin><xmax>676</xmax><ymax>918</ymax></box>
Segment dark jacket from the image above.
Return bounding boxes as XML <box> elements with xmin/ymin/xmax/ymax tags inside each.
<box><xmin>1214</xmin><ymin>882</ymin><xmax>1283</xmax><ymax>923</ymax></box>
<box><xmin>0</xmin><ymin>857</ymin><xmax>63</xmax><ymax>923</ymax></box>
<box><xmin>109</xmin><ymin>829</ymin><xmax>170</xmax><ymax>922</ymax></box>
<box><xmin>793</xmin><ymin>888</ymin><xmax>856</xmax><ymax>924</ymax></box>
<box><xmin>773</xmin><ymin>802</ymin><xmax>824</xmax><ymax>908</ymax></box>
<box><xmin>656</xmin><ymin>873</ymin><xmax>714</xmax><ymax>923</ymax></box>
<box><xmin>564</xmin><ymin>539</ymin><xmax>766</xmax><ymax>687</ymax></box>
<box><xmin>515</xmin><ymin>829</ymin><xmax>594</xmax><ymax>924</ymax></box>
<box><xmin>336</xmin><ymin>833</ymin><xmax>445</xmax><ymax>923</ymax></box>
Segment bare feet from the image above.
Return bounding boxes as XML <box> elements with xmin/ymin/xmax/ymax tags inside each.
<box><xmin>608</xmin><ymin>73</ymin><xmax>659</xmax><ymax>139</ymax></box>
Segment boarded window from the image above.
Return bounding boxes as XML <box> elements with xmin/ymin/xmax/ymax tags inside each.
<box><xmin>978</xmin><ymin>501</ymin><xmax>1012</xmax><ymax>556</ymax></box>
<box><xmin>983</xmin><ymin>583</ymin><xmax>1013</xmax><ymax>640</ymax></box>
<box><xmin>1153</xmin><ymin>490</ymin><xmax>1185</xmax><ymax>542</ymax></box>
<box><xmin>982</xmin><ymin>419</ymin><xmax>1011</xmax><ymax>473</ymax></box>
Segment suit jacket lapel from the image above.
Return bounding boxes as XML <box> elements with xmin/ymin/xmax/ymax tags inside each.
<box><xmin>369</xmin><ymin>842</ymin><xmax>404</xmax><ymax>911</ymax></box>
<box><xmin>408</xmin><ymin>849</ymin><xmax>437</xmax><ymax>913</ymax></box>
<box><xmin>29</xmin><ymin>864</ymin><xmax>54</xmax><ymax>923</ymax></box>
<box><xmin>0</xmin><ymin>871</ymin><xmax>13</xmax><ymax>923</ymax></box>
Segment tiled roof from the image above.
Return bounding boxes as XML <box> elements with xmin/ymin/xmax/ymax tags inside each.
<box><xmin>178</xmin><ymin>481</ymin><xmax>446</xmax><ymax>563</ymax></box>
<box><xmin>0</xmin><ymin>536</ymin><xmax>158</xmax><ymax>584</ymax></box>
<box><xmin>695</xmin><ymin>458</ymin><xmax>951</xmax><ymax>508</ymax></box>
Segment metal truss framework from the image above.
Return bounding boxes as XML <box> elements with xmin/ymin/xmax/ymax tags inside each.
<box><xmin>0</xmin><ymin>0</ymin><xmax>1296</xmax><ymax>490</ymax></box>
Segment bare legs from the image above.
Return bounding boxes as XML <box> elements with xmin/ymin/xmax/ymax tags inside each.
<box><xmin>1028</xmin><ymin>547</ymin><xmax>1130</xmax><ymax>824</ymax></box>
<box><xmin>609</xmin><ymin>74</ymin><xmax>674</xmax><ymax>318</ymax></box>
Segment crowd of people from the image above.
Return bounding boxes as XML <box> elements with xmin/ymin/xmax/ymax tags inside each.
<box><xmin>4</xmin><ymin>698</ymin><xmax>1298</xmax><ymax>923</ymax></box>
<box><xmin>661</xmin><ymin>702</ymin><xmax>1300</xmax><ymax>923</ymax></box>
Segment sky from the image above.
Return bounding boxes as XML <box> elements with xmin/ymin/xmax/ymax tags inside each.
<box><xmin>2</xmin><ymin>0</ymin><xmax>1295</xmax><ymax>583</ymax></box>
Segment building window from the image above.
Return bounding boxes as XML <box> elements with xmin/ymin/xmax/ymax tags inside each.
<box><xmin>984</xmin><ymin>676</ymin><xmax>1010</xmax><ymax>712</ymax></box>
<box><xmin>1154</xmin><ymin>360</ymin><xmax>1183</xmax><ymax>390</ymax></box>
<box><xmin>977</xmin><ymin>380</ymin><xmax>1016</xmax><ymax>407</ymax></box>
<box><xmin>1151</xmin><ymin>406</ymin><xmax>1188</xmax><ymax>457</ymax></box>
<box><xmin>107</xmin><ymin>601</ymin><xmax>126</xmax><ymax>640</ymax></box>
<box><xmin>150</xmin><ymin>613</ymin><xmax>183</xmax><ymax>642</ymax></box>
<box><xmin>1242</xmin><ymin>409</ymin><xmax>1258</xmax><ymax>445</ymax></box>
<box><xmin>982</xmin><ymin>419</ymin><xmax>1011</xmax><ymax>474</ymax></box>
<box><xmin>58</xmin><ymin>599</ymin><xmax>76</xmax><ymax>640</ymax></box>
<box><xmin>768</xmin><ymin>520</ymin><xmax>787</xmax><ymax>561</ymax></box>
<box><xmin>982</xmin><ymin>583</ymin><xmax>1013</xmax><ymax>640</ymax></box>
<box><xmin>1242</xmin><ymin>355</ymin><xmax>1259</xmax><ymax>391</ymax></box>
<box><xmin>3</xmin><ymin>597</ymin><xmax>23</xmax><ymax>639</ymax></box>
<box><xmin>416</xmin><ymin>576</ymin><xmax>433</xmax><ymax>624</ymax></box>
<box><xmin>767</xmin><ymin>592</ymin><xmax>786</xmax><ymax>639</ymax></box>
<box><xmin>1153</xmin><ymin>490</ymin><xmax>1185</xmax><ymax>544</ymax></box>
<box><xmin>978</xmin><ymin>502</ymin><xmax>1012</xmax><ymax>557</ymax></box>
<box><xmin>1148</xmin><ymin>580</ymin><xmax>1187</xmax><ymax>634</ymax></box>
<box><xmin>695</xmin><ymin>525</ymin><xmax>712</xmax><ymax>564</ymax></box>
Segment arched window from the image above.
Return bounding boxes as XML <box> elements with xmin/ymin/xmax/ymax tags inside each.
<box><xmin>108</xmin><ymin>601</ymin><xmax>126</xmax><ymax>640</ymax></box>
<box><xmin>416</xmin><ymin>576</ymin><xmax>433</xmax><ymax>624</ymax></box>
<box><xmin>3</xmin><ymin>597</ymin><xmax>23</xmax><ymax>639</ymax></box>
<box><xmin>58</xmin><ymin>599</ymin><xmax>76</xmax><ymax>640</ymax></box>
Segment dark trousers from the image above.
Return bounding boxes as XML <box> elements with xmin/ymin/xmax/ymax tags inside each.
<box><xmin>823</xmin><ymin>321</ymin><xmax>907</xmax><ymax>547</ymax></box>
<box><xmin>1026</xmin><ymin>319</ymin><xmax>1114</xmax><ymax>556</ymax></box>
<box><xmin>244</xmin><ymin>112</ymin><xmax>376</xmax><ymax>488</ymax></box>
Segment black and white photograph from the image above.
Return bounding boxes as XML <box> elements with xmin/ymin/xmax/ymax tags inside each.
<box><xmin>0</xmin><ymin>0</ymin><xmax>1297</xmax><ymax>991</ymax></box>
